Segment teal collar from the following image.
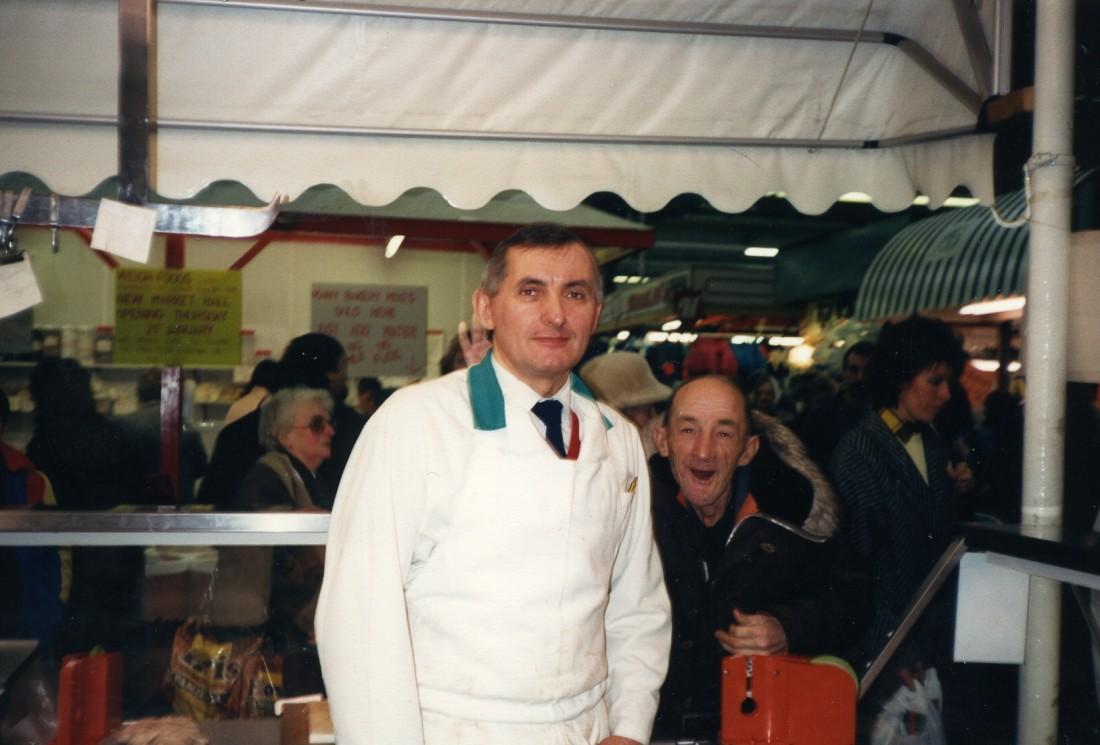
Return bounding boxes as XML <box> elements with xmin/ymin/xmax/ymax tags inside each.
<box><xmin>468</xmin><ymin>351</ymin><xmax>612</xmax><ymax>431</ymax></box>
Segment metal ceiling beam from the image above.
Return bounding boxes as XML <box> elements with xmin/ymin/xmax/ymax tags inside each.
<box><xmin>951</xmin><ymin>0</ymin><xmax>995</xmax><ymax>100</ymax></box>
<box><xmin>162</xmin><ymin>0</ymin><xmax>986</xmax><ymax>114</ymax></box>
<box><xmin>0</xmin><ymin>110</ymin><xmax>981</xmax><ymax>150</ymax></box>
<box><xmin>992</xmin><ymin>0</ymin><xmax>1014</xmax><ymax>95</ymax></box>
<box><xmin>271</xmin><ymin>215</ymin><xmax>654</xmax><ymax>250</ymax></box>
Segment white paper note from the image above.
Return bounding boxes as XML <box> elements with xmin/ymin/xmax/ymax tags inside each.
<box><xmin>954</xmin><ymin>551</ymin><xmax>1030</xmax><ymax>664</ymax></box>
<box><xmin>91</xmin><ymin>198</ymin><xmax>157</xmax><ymax>263</ymax></box>
<box><xmin>0</xmin><ymin>254</ymin><xmax>43</xmax><ymax>319</ymax></box>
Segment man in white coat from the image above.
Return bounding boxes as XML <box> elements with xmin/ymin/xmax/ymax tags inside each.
<box><xmin>316</xmin><ymin>223</ymin><xmax>671</xmax><ymax>745</ymax></box>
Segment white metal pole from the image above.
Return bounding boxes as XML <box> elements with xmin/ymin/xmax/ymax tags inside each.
<box><xmin>1019</xmin><ymin>1</ymin><xmax>1075</xmax><ymax>743</ymax></box>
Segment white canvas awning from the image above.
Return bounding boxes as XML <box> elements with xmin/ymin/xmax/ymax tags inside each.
<box><xmin>1</xmin><ymin>0</ymin><xmax>998</xmax><ymax>215</ymax></box>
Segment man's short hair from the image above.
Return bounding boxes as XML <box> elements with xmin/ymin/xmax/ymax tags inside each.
<box><xmin>842</xmin><ymin>341</ymin><xmax>876</xmax><ymax>369</ymax></box>
<box><xmin>480</xmin><ymin>222</ymin><xmax>603</xmax><ymax>303</ymax></box>
<box><xmin>358</xmin><ymin>377</ymin><xmax>383</xmax><ymax>397</ymax></box>
<box><xmin>664</xmin><ymin>375</ymin><xmax>754</xmax><ymax>436</ymax></box>
<box><xmin>867</xmin><ymin>316</ymin><xmax>965</xmax><ymax>410</ymax></box>
<box><xmin>280</xmin><ymin>333</ymin><xmax>347</xmax><ymax>391</ymax></box>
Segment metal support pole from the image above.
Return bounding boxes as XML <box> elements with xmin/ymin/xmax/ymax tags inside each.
<box><xmin>1018</xmin><ymin>1</ymin><xmax>1075</xmax><ymax>743</ymax></box>
<box><xmin>118</xmin><ymin>0</ymin><xmax>154</xmax><ymax>204</ymax></box>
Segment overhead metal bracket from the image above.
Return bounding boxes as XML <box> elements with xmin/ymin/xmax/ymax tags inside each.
<box><xmin>8</xmin><ymin>192</ymin><xmax>284</xmax><ymax>238</ymax></box>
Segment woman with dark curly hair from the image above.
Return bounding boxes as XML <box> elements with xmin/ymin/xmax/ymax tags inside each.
<box><xmin>829</xmin><ymin>315</ymin><xmax>966</xmax><ymax>742</ymax></box>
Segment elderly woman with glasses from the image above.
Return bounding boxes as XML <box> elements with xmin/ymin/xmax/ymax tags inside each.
<box><xmin>236</xmin><ymin>387</ymin><xmax>336</xmax><ymax>511</ymax></box>
<box><xmin>231</xmin><ymin>387</ymin><xmax>333</xmax><ymax>681</ymax></box>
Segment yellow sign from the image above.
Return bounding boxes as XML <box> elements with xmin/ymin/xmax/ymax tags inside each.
<box><xmin>114</xmin><ymin>268</ymin><xmax>242</xmax><ymax>366</ymax></box>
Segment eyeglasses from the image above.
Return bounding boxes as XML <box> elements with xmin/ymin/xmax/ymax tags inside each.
<box><xmin>293</xmin><ymin>415</ymin><xmax>333</xmax><ymax>434</ymax></box>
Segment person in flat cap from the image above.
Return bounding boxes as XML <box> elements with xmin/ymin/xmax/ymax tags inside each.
<box><xmin>581</xmin><ymin>351</ymin><xmax>672</xmax><ymax>458</ymax></box>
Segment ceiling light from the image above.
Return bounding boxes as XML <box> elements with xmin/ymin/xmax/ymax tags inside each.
<box><xmin>912</xmin><ymin>195</ymin><xmax>931</xmax><ymax>206</ymax></box>
<box><xmin>616</xmin><ymin>330</ymin><xmax>630</xmax><ymax>341</ymax></box>
<box><xmin>731</xmin><ymin>335</ymin><xmax>757</xmax><ymax>345</ymax></box>
<box><xmin>384</xmin><ymin>234</ymin><xmax>405</xmax><ymax>258</ymax></box>
<box><xmin>645</xmin><ymin>331</ymin><xmax>669</xmax><ymax>343</ymax></box>
<box><xmin>838</xmin><ymin>192</ymin><xmax>873</xmax><ymax>204</ymax></box>
<box><xmin>959</xmin><ymin>296</ymin><xmax>1026</xmax><ymax>316</ymax></box>
<box><xmin>661</xmin><ymin>319</ymin><xmax>682</xmax><ymax>331</ymax></box>
<box><xmin>944</xmin><ymin>196</ymin><xmax>981</xmax><ymax>208</ymax></box>
<box><xmin>970</xmin><ymin>359</ymin><xmax>1023</xmax><ymax>373</ymax></box>
<box><xmin>612</xmin><ymin>275</ymin><xmax>629</xmax><ymax>284</ymax></box>
<box><xmin>626</xmin><ymin>276</ymin><xmax>643</xmax><ymax>284</ymax></box>
<box><xmin>768</xmin><ymin>336</ymin><xmax>805</xmax><ymax>347</ymax></box>
<box><xmin>744</xmin><ymin>246</ymin><xmax>779</xmax><ymax>258</ymax></box>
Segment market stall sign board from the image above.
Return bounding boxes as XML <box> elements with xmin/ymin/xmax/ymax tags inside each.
<box><xmin>114</xmin><ymin>269</ymin><xmax>242</xmax><ymax>366</ymax></box>
<box><xmin>311</xmin><ymin>283</ymin><xmax>427</xmax><ymax>378</ymax></box>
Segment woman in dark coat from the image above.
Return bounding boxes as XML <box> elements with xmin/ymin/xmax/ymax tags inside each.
<box><xmin>26</xmin><ymin>357</ymin><xmax>145</xmax><ymax>640</ymax></box>
<box><xmin>830</xmin><ymin>316</ymin><xmax>965</xmax><ymax>737</ymax></box>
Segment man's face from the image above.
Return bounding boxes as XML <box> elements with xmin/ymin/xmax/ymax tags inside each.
<box><xmin>358</xmin><ymin>391</ymin><xmax>377</xmax><ymax>417</ymax></box>
<box><xmin>896</xmin><ymin>362</ymin><xmax>953</xmax><ymax>424</ymax></box>
<box><xmin>841</xmin><ymin>352</ymin><xmax>871</xmax><ymax>387</ymax></box>
<box><xmin>656</xmin><ymin>377</ymin><xmax>760</xmax><ymax>521</ymax></box>
<box><xmin>327</xmin><ymin>355</ymin><xmax>349</xmax><ymax>402</ymax></box>
<box><xmin>474</xmin><ymin>244</ymin><xmax>602</xmax><ymax>396</ymax></box>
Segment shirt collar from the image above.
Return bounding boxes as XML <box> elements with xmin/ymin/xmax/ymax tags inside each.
<box><xmin>492</xmin><ymin>354</ymin><xmax>572</xmax><ymax>412</ymax></box>
<box><xmin>467</xmin><ymin>350</ymin><xmax>611</xmax><ymax>431</ymax></box>
<box><xmin>879</xmin><ymin>407</ymin><xmax>922</xmax><ymax>444</ymax></box>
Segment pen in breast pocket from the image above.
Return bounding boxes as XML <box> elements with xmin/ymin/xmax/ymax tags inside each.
<box><xmin>625</xmin><ymin>476</ymin><xmax>638</xmax><ymax>493</ymax></box>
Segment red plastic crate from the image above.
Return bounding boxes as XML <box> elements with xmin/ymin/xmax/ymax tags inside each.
<box><xmin>720</xmin><ymin>654</ymin><xmax>856</xmax><ymax>745</ymax></box>
<box><xmin>52</xmin><ymin>651</ymin><xmax>123</xmax><ymax>745</ymax></box>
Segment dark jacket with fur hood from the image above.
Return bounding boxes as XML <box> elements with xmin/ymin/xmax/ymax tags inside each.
<box><xmin>650</xmin><ymin>411</ymin><xmax>869</xmax><ymax>739</ymax></box>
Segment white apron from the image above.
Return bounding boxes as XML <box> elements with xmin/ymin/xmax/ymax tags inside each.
<box><xmin>316</xmin><ymin>355</ymin><xmax>669</xmax><ymax>745</ymax></box>
<box><xmin>406</xmin><ymin>375</ymin><xmax>633</xmax><ymax>741</ymax></box>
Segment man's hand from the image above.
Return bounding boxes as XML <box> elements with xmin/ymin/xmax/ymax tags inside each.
<box><xmin>457</xmin><ymin>317</ymin><xmax>491</xmax><ymax>368</ymax></box>
<box><xmin>715</xmin><ymin>609</ymin><xmax>789</xmax><ymax>656</ymax></box>
<box><xmin>598</xmin><ymin>737</ymin><xmax>641</xmax><ymax>745</ymax></box>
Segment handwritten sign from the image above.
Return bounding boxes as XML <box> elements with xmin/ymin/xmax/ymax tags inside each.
<box><xmin>0</xmin><ymin>254</ymin><xmax>43</xmax><ymax>320</ymax></box>
<box><xmin>311</xmin><ymin>283</ymin><xmax>427</xmax><ymax>377</ymax></box>
<box><xmin>114</xmin><ymin>268</ymin><xmax>242</xmax><ymax>365</ymax></box>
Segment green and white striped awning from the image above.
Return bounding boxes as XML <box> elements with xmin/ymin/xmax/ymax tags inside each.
<box><xmin>854</xmin><ymin>190</ymin><xmax>1029</xmax><ymax>320</ymax></box>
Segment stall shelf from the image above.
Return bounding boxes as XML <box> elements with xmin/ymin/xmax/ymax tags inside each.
<box><xmin>0</xmin><ymin>511</ymin><xmax>329</xmax><ymax>546</ymax></box>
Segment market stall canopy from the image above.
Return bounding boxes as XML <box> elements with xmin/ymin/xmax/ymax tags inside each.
<box><xmin>1</xmin><ymin>0</ymin><xmax>998</xmax><ymax>217</ymax></box>
<box><xmin>854</xmin><ymin>187</ymin><xmax>1028</xmax><ymax>320</ymax></box>
<box><xmin>854</xmin><ymin>169</ymin><xmax>1099</xmax><ymax>320</ymax></box>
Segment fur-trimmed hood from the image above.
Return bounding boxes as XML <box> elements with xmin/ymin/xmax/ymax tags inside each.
<box><xmin>748</xmin><ymin>410</ymin><xmax>841</xmax><ymax>539</ymax></box>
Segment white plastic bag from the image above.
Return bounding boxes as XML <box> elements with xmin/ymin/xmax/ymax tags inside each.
<box><xmin>870</xmin><ymin>666</ymin><xmax>946</xmax><ymax>745</ymax></box>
